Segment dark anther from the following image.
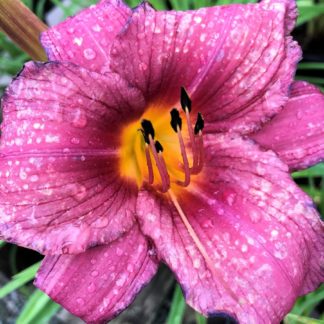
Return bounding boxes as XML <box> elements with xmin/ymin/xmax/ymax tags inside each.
<box><xmin>194</xmin><ymin>112</ymin><xmax>204</xmax><ymax>135</ymax></box>
<box><xmin>141</xmin><ymin>119</ymin><xmax>155</xmax><ymax>144</ymax></box>
<box><xmin>155</xmin><ymin>140</ymin><xmax>164</xmax><ymax>153</ymax></box>
<box><xmin>180</xmin><ymin>87</ymin><xmax>192</xmax><ymax>113</ymax></box>
<box><xmin>170</xmin><ymin>108</ymin><xmax>182</xmax><ymax>133</ymax></box>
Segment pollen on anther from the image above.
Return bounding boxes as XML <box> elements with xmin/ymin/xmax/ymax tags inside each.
<box><xmin>180</xmin><ymin>87</ymin><xmax>192</xmax><ymax>112</ymax></box>
<box><xmin>155</xmin><ymin>141</ymin><xmax>164</xmax><ymax>153</ymax></box>
<box><xmin>194</xmin><ymin>112</ymin><xmax>204</xmax><ymax>135</ymax></box>
<box><xmin>141</xmin><ymin>119</ymin><xmax>155</xmax><ymax>144</ymax></box>
<box><xmin>170</xmin><ymin>108</ymin><xmax>182</xmax><ymax>133</ymax></box>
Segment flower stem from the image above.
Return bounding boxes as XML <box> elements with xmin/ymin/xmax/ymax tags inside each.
<box><xmin>0</xmin><ymin>0</ymin><xmax>47</xmax><ymax>61</ymax></box>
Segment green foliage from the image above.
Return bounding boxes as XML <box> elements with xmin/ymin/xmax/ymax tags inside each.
<box><xmin>0</xmin><ymin>262</ymin><xmax>40</xmax><ymax>298</ymax></box>
<box><xmin>195</xmin><ymin>312</ymin><xmax>208</xmax><ymax>324</ymax></box>
<box><xmin>284</xmin><ymin>313</ymin><xmax>324</xmax><ymax>324</ymax></box>
<box><xmin>166</xmin><ymin>285</ymin><xmax>186</xmax><ymax>324</ymax></box>
<box><xmin>16</xmin><ymin>289</ymin><xmax>60</xmax><ymax>324</ymax></box>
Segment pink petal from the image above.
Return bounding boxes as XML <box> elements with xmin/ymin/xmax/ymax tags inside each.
<box><xmin>110</xmin><ymin>0</ymin><xmax>301</xmax><ymax>134</ymax></box>
<box><xmin>1</xmin><ymin>61</ymin><xmax>145</xmax><ymax>152</ymax></box>
<box><xmin>41</xmin><ymin>0</ymin><xmax>131</xmax><ymax>74</ymax></box>
<box><xmin>136</xmin><ymin>134</ymin><xmax>324</xmax><ymax>323</ymax></box>
<box><xmin>35</xmin><ymin>225</ymin><xmax>158</xmax><ymax>323</ymax></box>
<box><xmin>0</xmin><ymin>61</ymin><xmax>145</xmax><ymax>254</ymax></box>
<box><xmin>251</xmin><ymin>81</ymin><xmax>324</xmax><ymax>171</ymax></box>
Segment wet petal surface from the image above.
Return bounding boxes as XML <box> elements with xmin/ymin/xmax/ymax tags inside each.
<box><xmin>0</xmin><ymin>61</ymin><xmax>145</xmax><ymax>254</ymax></box>
<box><xmin>252</xmin><ymin>81</ymin><xmax>324</xmax><ymax>171</ymax></box>
<box><xmin>110</xmin><ymin>0</ymin><xmax>301</xmax><ymax>134</ymax></box>
<box><xmin>35</xmin><ymin>225</ymin><xmax>158</xmax><ymax>323</ymax></box>
<box><xmin>41</xmin><ymin>0</ymin><xmax>131</xmax><ymax>74</ymax></box>
<box><xmin>136</xmin><ymin>134</ymin><xmax>324</xmax><ymax>324</ymax></box>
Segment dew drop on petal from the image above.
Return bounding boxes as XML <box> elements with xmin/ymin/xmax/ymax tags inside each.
<box><xmin>72</xmin><ymin>109</ymin><xmax>88</xmax><ymax>128</ymax></box>
<box><xmin>127</xmin><ymin>264</ymin><xmax>134</xmax><ymax>272</ymax></box>
<box><xmin>76</xmin><ymin>297</ymin><xmax>85</xmax><ymax>306</ymax></box>
<box><xmin>88</xmin><ymin>282</ymin><xmax>96</xmax><ymax>293</ymax></box>
<box><xmin>83</xmin><ymin>48</ymin><xmax>96</xmax><ymax>60</ymax></box>
<box><xmin>116</xmin><ymin>247</ymin><xmax>123</xmax><ymax>256</ymax></box>
<box><xmin>296</xmin><ymin>110</ymin><xmax>303</xmax><ymax>120</ymax></box>
<box><xmin>139</xmin><ymin>62</ymin><xmax>148</xmax><ymax>71</ymax></box>
<box><xmin>91</xmin><ymin>270</ymin><xmax>99</xmax><ymax>277</ymax></box>
<box><xmin>30</xmin><ymin>175</ymin><xmax>39</xmax><ymax>182</ymax></box>
<box><xmin>71</xmin><ymin>137</ymin><xmax>80</xmax><ymax>145</ymax></box>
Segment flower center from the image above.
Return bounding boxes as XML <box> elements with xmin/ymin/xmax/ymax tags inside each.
<box><xmin>119</xmin><ymin>88</ymin><xmax>204</xmax><ymax>192</ymax></box>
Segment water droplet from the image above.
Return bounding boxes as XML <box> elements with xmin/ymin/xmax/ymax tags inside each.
<box><xmin>70</xmin><ymin>184</ymin><xmax>87</xmax><ymax>201</ymax></box>
<box><xmin>88</xmin><ymin>282</ymin><xmax>96</xmax><ymax>293</ymax></box>
<box><xmin>30</xmin><ymin>175</ymin><xmax>39</xmax><ymax>182</ymax></box>
<box><xmin>76</xmin><ymin>297</ymin><xmax>85</xmax><ymax>306</ymax></box>
<box><xmin>202</xmin><ymin>219</ymin><xmax>213</xmax><ymax>228</ymax></box>
<box><xmin>137</xmin><ymin>33</ymin><xmax>145</xmax><ymax>40</ymax></box>
<box><xmin>116</xmin><ymin>275</ymin><xmax>127</xmax><ymax>287</ymax></box>
<box><xmin>241</xmin><ymin>244</ymin><xmax>248</xmax><ymax>253</ymax></box>
<box><xmin>71</xmin><ymin>137</ymin><xmax>80</xmax><ymax>145</ymax></box>
<box><xmin>83</xmin><ymin>48</ymin><xmax>96</xmax><ymax>60</ymax></box>
<box><xmin>127</xmin><ymin>264</ymin><xmax>134</xmax><ymax>272</ymax></box>
<box><xmin>296</xmin><ymin>111</ymin><xmax>302</xmax><ymax>120</ymax></box>
<box><xmin>139</xmin><ymin>62</ymin><xmax>148</xmax><ymax>71</ymax></box>
<box><xmin>92</xmin><ymin>24</ymin><xmax>101</xmax><ymax>32</ymax></box>
<box><xmin>116</xmin><ymin>248</ymin><xmax>123</xmax><ymax>256</ymax></box>
<box><xmin>72</xmin><ymin>109</ymin><xmax>87</xmax><ymax>128</ymax></box>
<box><xmin>19</xmin><ymin>170</ymin><xmax>27</xmax><ymax>180</ymax></box>
<box><xmin>92</xmin><ymin>217</ymin><xmax>109</xmax><ymax>228</ymax></box>
<box><xmin>91</xmin><ymin>270</ymin><xmax>99</xmax><ymax>277</ymax></box>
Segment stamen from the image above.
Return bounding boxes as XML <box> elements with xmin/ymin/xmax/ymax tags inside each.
<box><xmin>168</xmin><ymin>190</ymin><xmax>238</xmax><ymax>302</ymax></box>
<box><xmin>155</xmin><ymin>140</ymin><xmax>164</xmax><ymax>153</ymax></box>
<box><xmin>180</xmin><ymin>87</ymin><xmax>192</xmax><ymax>113</ymax></box>
<box><xmin>191</xmin><ymin>113</ymin><xmax>205</xmax><ymax>174</ymax></box>
<box><xmin>156</xmin><ymin>140</ymin><xmax>171</xmax><ymax>189</ymax></box>
<box><xmin>185</xmin><ymin>108</ymin><xmax>199</xmax><ymax>172</ymax></box>
<box><xmin>149</xmin><ymin>136</ymin><xmax>170</xmax><ymax>193</ymax></box>
<box><xmin>141</xmin><ymin>119</ymin><xmax>155</xmax><ymax>144</ymax></box>
<box><xmin>195</xmin><ymin>131</ymin><xmax>204</xmax><ymax>174</ymax></box>
<box><xmin>170</xmin><ymin>108</ymin><xmax>182</xmax><ymax>132</ymax></box>
<box><xmin>170</xmin><ymin>109</ymin><xmax>190</xmax><ymax>187</ymax></box>
<box><xmin>194</xmin><ymin>112</ymin><xmax>204</xmax><ymax>135</ymax></box>
<box><xmin>180</xmin><ymin>87</ymin><xmax>200</xmax><ymax>172</ymax></box>
<box><xmin>145</xmin><ymin>144</ymin><xmax>154</xmax><ymax>184</ymax></box>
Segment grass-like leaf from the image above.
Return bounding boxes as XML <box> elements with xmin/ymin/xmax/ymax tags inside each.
<box><xmin>16</xmin><ymin>289</ymin><xmax>60</xmax><ymax>324</ymax></box>
<box><xmin>166</xmin><ymin>285</ymin><xmax>186</xmax><ymax>324</ymax></box>
<box><xmin>195</xmin><ymin>313</ymin><xmax>207</xmax><ymax>324</ymax></box>
<box><xmin>293</xmin><ymin>163</ymin><xmax>324</xmax><ymax>178</ymax></box>
<box><xmin>0</xmin><ymin>262</ymin><xmax>41</xmax><ymax>298</ymax></box>
<box><xmin>284</xmin><ymin>313</ymin><xmax>324</xmax><ymax>324</ymax></box>
<box><xmin>296</xmin><ymin>75</ymin><xmax>324</xmax><ymax>85</ymax></box>
<box><xmin>291</xmin><ymin>285</ymin><xmax>324</xmax><ymax>317</ymax></box>
<box><xmin>298</xmin><ymin>62</ymin><xmax>324</xmax><ymax>70</ymax></box>
<box><xmin>296</xmin><ymin>4</ymin><xmax>324</xmax><ymax>26</ymax></box>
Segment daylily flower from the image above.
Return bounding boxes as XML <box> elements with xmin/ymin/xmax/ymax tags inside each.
<box><xmin>0</xmin><ymin>0</ymin><xmax>323</xmax><ymax>323</ymax></box>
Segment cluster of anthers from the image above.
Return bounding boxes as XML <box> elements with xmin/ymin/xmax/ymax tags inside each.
<box><xmin>139</xmin><ymin>88</ymin><xmax>205</xmax><ymax>193</ymax></box>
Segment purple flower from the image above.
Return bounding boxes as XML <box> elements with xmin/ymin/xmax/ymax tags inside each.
<box><xmin>0</xmin><ymin>0</ymin><xmax>323</xmax><ymax>323</ymax></box>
